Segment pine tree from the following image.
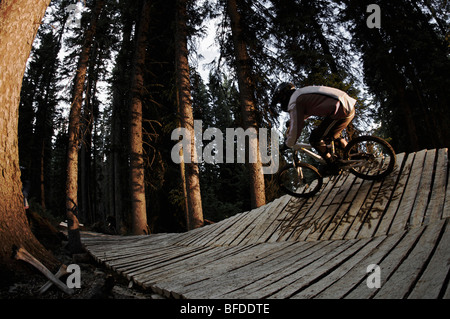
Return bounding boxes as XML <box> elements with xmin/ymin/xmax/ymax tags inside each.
<box><xmin>175</xmin><ymin>0</ymin><xmax>204</xmax><ymax>230</ymax></box>
<box><xmin>141</xmin><ymin>0</ymin><xmax>187</xmax><ymax>233</ymax></box>
<box><xmin>107</xmin><ymin>0</ymin><xmax>135</xmax><ymax>234</ymax></box>
<box><xmin>66</xmin><ymin>0</ymin><xmax>106</xmax><ymax>253</ymax></box>
<box><xmin>129</xmin><ymin>0</ymin><xmax>150</xmax><ymax>235</ymax></box>
<box><xmin>227</xmin><ymin>0</ymin><xmax>266</xmax><ymax>208</ymax></box>
<box><xmin>0</xmin><ymin>0</ymin><xmax>59</xmax><ymax>271</ymax></box>
<box><xmin>191</xmin><ymin>71</ymin><xmax>251</xmax><ymax>221</ymax></box>
<box><xmin>79</xmin><ymin>0</ymin><xmax>120</xmax><ymax>225</ymax></box>
<box><xmin>342</xmin><ymin>0</ymin><xmax>450</xmax><ymax>152</ymax></box>
<box><xmin>30</xmin><ymin>28</ymin><xmax>62</xmax><ymax>210</ymax></box>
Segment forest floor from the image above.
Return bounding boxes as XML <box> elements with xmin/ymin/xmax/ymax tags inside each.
<box><xmin>1</xmin><ymin>247</ymin><xmax>164</xmax><ymax>300</ymax></box>
<box><xmin>0</xmin><ymin>212</ymin><xmax>165</xmax><ymax>300</ymax></box>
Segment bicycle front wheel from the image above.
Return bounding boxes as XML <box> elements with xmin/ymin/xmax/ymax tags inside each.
<box><xmin>278</xmin><ymin>163</ymin><xmax>323</xmax><ymax>198</ymax></box>
<box><xmin>344</xmin><ymin>135</ymin><xmax>396</xmax><ymax>180</ymax></box>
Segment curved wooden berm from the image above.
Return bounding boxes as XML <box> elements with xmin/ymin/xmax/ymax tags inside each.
<box><xmin>82</xmin><ymin>148</ymin><xmax>450</xmax><ymax>299</ymax></box>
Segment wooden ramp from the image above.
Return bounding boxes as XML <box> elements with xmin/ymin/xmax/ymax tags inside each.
<box><xmin>82</xmin><ymin>148</ymin><xmax>450</xmax><ymax>299</ymax></box>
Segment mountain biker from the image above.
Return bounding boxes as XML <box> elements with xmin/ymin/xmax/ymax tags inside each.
<box><xmin>272</xmin><ymin>83</ymin><xmax>357</xmax><ymax>173</ymax></box>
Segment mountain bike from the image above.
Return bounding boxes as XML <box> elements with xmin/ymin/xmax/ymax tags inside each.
<box><xmin>278</xmin><ymin>135</ymin><xmax>396</xmax><ymax>198</ymax></box>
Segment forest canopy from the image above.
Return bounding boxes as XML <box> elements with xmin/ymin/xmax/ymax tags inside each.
<box><xmin>18</xmin><ymin>0</ymin><xmax>449</xmax><ymax>235</ymax></box>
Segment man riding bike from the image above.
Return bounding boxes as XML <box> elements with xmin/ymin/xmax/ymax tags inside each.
<box><xmin>272</xmin><ymin>83</ymin><xmax>357</xmax><ymax>174</ymax></box>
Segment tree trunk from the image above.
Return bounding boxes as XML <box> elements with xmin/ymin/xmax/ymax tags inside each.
<box><xmin>227</xmin><ymin>0</ymin><xmax>266</xmax><ymax>208</ymax></box>
<box><xmin>129</xmin><ymin>0</ymin><xmax>151</xmax><ymax>235</ymax></box>
<box><xmin>66</xmin><ymin>0</ymin><xmax>105</xmax><ymax>253</ymax></box>
<box><xmin>40</xmin><ymin>141</ymin><xmax>46</xmax><ymax>210</ymax></box>
<box><xmin>175</xmin><ymin>0</ymin><xmax>204</xmax><ymax>230</ymax></box>
<box><xmin>0</xmin><ymin>0</ymin><xmax>59</xmax><ymax>271</ymax></box>
<box><xmin>110</xmin><ymin>9</ymin><xmax>134</xmax><ymax>234</ymax></box>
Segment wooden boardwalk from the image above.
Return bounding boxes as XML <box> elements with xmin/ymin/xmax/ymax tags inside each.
<box><xmin>82</xmin><ymin>148</ymin><xmax>450</xmax><ymax>299</ymax></box>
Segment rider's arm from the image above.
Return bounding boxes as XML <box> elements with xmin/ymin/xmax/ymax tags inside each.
<box><xmin>285</xmin><ymin>105</ymin><xmax>305</xmax><ymax>148</ymax></box>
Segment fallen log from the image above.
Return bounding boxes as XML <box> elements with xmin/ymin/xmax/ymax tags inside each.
<box><xmin>37</xmin><ymin>264</ymin><xmax>69</xmax><ymax>295</ymax></box>
<box><xmin>12</xmin><ymin>246</ymin><xmax>74</xmax><ymax>295</ymax></box>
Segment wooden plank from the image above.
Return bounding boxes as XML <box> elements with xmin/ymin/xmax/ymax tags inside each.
<box><xmin>143</xmin><ymin>244</ymin><xmax>259</xmax><ymax>296</ymax></box>
<box><xmin>103</xmin><ymin>245</ymin><xmax>191</xmax><ymax>270</ymax></box>
<box><xmin>264</xmin><ymin>196</ymin><xmax>310</xmax><ymax>242</ymax></box>
<box><xmin>374</xmin><ymin>220</ymin><xmax>445</xmax><ymax>299</ymax></box>
<box><xmin>408</xmin><ymin>219</ymin><xmax>450</xmax><ymax>298</ymax></box>
<box><xmin>295</xmin><ymin>175</ymin><xmax>348</xmax><ymax>241</ymax></box>
<box><xmin>118</xmin><ymin>246</ymin><xmax>210</xmax><ymax>278</ymax></box>
<box><xmin>355</xmin><ymin>179</ymin><xmax>388</xmax><ymax>239</ymax></box>
<box><xmin>83</xmin><ymin>234</ymin><xmax>155</xmax><ymax>250</ymax></box>
<box><xmin>267</xmin><ymin>237</ymin><xmax>376</xmax><ymax>299</ymax></box>
<box><xmin>170</xmin><ymin>241</ymin><xmax>319</xmax><ymax>298</ymax></box>
<box><xmin>175</xmin><ymin>223</ymin><xmax>220</xmax><ymax>247</ymax></box>
<box><xmin>320</xmin><ymin>175</ymin><xmax>364</xmax><ymax>241</ymax></box>
<box><xmin>185</xmin><ymin>239</ymin><xmax>356</xmax><ymax>299</ymax></box>
<box><xmin>252</xmin><ymin>194</ymin><xmax>293</xmax><ymax>244</ymax></box>
<box><xmin>216</xmin><ymin>240</ymin><xmax>350</xmax><ymax>299</ymax></box>
<box><xmin>193</xmin><ymin>212</ymin><xmax>247</xmax><ymax>246</ymax></box>
<box><xmin>315</xmin><ymin>231</ymin><xmax>405</xmax><ymax>298</ymax></box>
<box><xmin>156</xmin><ymin>241</ymin><xmax>303</xmax><ymax>298</ymax></box>
<box><xmin>344</xmin><ymin>225</ymin><xmax>424</xmax><ymax>299</ymax></box>
<box><xmin>89</xmin><ymin>245</ymin><xmax>175</xmax><ymax>265</ymax></box>
<box><xmin>341</xmin><ymin>179</ymin><xmax>376</xmax><ymax>240</ymax></box>
<box><xmin>192</xmin><ymin>212</ymin><xmax>247</xmax><ymax>246</ymax></box>
<box><xmin>425</xmin><ymin>148</ymin><xmax>448</xmax><ymax>223</ymax></box>
<box><xmin>442</xmin><ymin>149</ymin><xmax>450</xmax><ymax>219</ymax></box>
<box><xmin>111</xmin><ymin>246</ymin><xmax>206</xmax><ymax>273</ymax></box>
<box><xmin>409</xmin><ymin>149</ymin><xmax>436</xmax><ymax>227</ymax></box>
<box><xmin>154</xmin><ymin>246</ymin><xmax>260</xmax><ymax>298</ymax></box>
<box><xmin>306</xmin><ymin>173</ymin><xmax>357</xmax><ymax>241</ymax></box>
<box><xmin>389</xmin><ymin>149</ymin><xmax>427</xmax><ymax>234</ymax></box>
<box><xmin>278</xmin><ymin>176</ymin><xmax>338</xmax><ymax>242</ymax></box>
<box><xmin>213</xmin><ymin>206</ymin><xmax>265</xmax><ymax>246</ymax></box>
<box><xmin>216</xmin><ymin>241</ymin><xmax>339</xmax><ymax>299</ymax></box>
<box><xmin>291</xmin><ymin>235</ymin><xmax>388</xmax><ymax>298</ymax></box>
<box><xmin>444</xmin><ymin>281</ymin><xmax>450</xmax><ymax>299</ymax></box>
<box><xmin>84</xmin><ymin>234</ymin><xmax>176</xmax><ymax>254</ymax></box>
<box><xmin>375</xmin><ymin>152</ymin><xmax>413</xmax><ymax>236</ymax></box>
<box><xmin>356</xmin><ymin>153</ymin><xmax>406</xmax><ymax>239</ymax></box>
<box><xmin>84</xmin><ymin>238</ymin><xmax>180</xmax><ymax>264</ymax></box>
<box><xmin>354</xmin><ymin>152</ymin><xmax>406</xmax><ymax>239</ymax></box>
<box><xmin>329</xmin><ymin>178</ymin><xmax>371</xmax><ymax>240</ymax></box>
<box><xmin>337</xmin><ymin>152</ymin><xmax>406</xmax><ymax>241</ymax></box>
<box><xmin>171</xmin><ymin>211</ymin><xmax>250</xmax><ymax>248</ymax></box>
<box><xmin>227</xmin><ymin>200</ymin><xmax>280</xmax><ymax>246</ymax></box>
<box><xmin>239</xmin><ymin>195</ymin><xmax>291</xmax><ymax>245</ymax></box>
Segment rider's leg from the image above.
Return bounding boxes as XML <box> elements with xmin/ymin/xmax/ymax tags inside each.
<box><xmin>310</xmin><ymin>113</ymin><xmax>354</xmax><ymax>171</ymax></box>
<box><xmin>310</xmin><ymin>138</ymin><xmax>333</xmax><ymax>163</ymax></box>
<box><xmin>334</xmin><ymin>137</ymin><xmax>347</xmax><ymax>149</ymax></box>
<box><xmin>309</xmin><ymin>117</ymin><xmax>337</xmax><ymax>164</ymax></box>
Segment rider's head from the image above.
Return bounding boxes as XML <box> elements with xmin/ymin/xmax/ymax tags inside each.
<box><xmin>271</xmin><ymin>82</ymin><xmax>295</xmax><ymax>112</ymax></box>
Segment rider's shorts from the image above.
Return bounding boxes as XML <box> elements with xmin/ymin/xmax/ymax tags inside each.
<box><xmin>310</xmin><ymin>108</ymin><xmax>355</xmax><ymax>144</ymax></box>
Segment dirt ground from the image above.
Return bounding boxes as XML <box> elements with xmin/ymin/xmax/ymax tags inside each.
<box><xmin>0</xmin><ymin>213</ymin><xmax>165</xmax><ymax>300</ymax></box>
<box><xmin>0</xmin><ymin>241</ymin><xmax>165</xmax><ymax>300</ymax></box>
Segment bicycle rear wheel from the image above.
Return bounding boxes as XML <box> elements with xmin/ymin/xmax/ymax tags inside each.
<box><xmin>344</xmin><ymin>135</ymin><xmax>396</xmax><ymax>180</ymax></box>
<box><xmin>278</xmin><ymin>163</ymin><xmax>323</xmax><ymax>198</ymax></box>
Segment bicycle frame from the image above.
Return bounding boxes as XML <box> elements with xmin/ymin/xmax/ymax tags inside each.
<box><xmin>292</xmin><ymin>142</ymin><xmax>326</xmax><ymax>164</ymax></box>
<box><xmin>292</xmin><ymin>141</ymin><xmax>367</xmax><ymax>174</ymax></box>
<box><xmin>292</xmin><ymin>141</ymin><xmax>366</xmax><ymax>170</ymax></box>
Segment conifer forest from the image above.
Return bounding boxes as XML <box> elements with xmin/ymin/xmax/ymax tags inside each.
<box><xmin>0</xmin><ymin>0</ymin><xmax>449</xmax><ymax>296</ymax></box>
